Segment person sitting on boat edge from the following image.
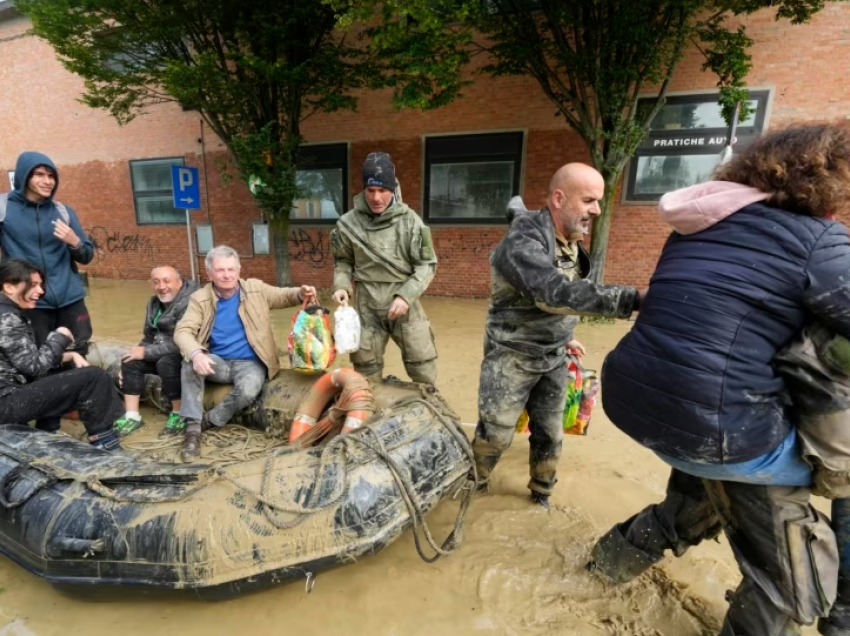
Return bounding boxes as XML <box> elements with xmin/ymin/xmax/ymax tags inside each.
<box><xmin>113</xmin><ymin>265</ymin><xmax>199</xmax><ymax>439</ymax></box>
<box><xmin>173</xmin><ymin>245</ymin><xmax>317</xmax><ymax>462</ymax></box>
<box><xmin>0</xmin><ymin>258</ymin><xmax>123</xmax><ymax>450</ymax></box>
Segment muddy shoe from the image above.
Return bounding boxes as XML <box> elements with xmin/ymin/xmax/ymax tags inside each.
<box><xmin>160</xmin><ymin>412</ymin><xmax>186</xmax><ymax>437</ymax></box>
<box><xmin>530</xmin><ymin>491</ymin><xmax>550</xmax><ymax>509</ymax></box>
<box><xmin>180</xmin><ymin>426</ymin><xmax>202</xmax><ymax>463</ymax></box>
<box><xmin>113</xmin><ymin>416</ymin><xmax>145</xmax><ymax>438</ymax></box>
<box><xmin>586</xmin><ymin>522</ymin><xmax>661</xmax><ymax>584</ymax></box>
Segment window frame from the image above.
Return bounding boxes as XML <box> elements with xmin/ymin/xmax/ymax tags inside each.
<box><xmin>128</xmin><ymin>156</ymin><xmax>188</xmax><ymax>226</ymax></box>
<box><xmin>622</xmin><ymin>89</ymin><xmax>771</xmax><ymax>203</ymax></box>
<box><xmin>290</xmin><ymin>142</ymin><xmax>349</xmax><ymax>225</ymax></box>
<box><xmin>423</xmin><ymin>131</ymin><xmax>524</xmax><ymax>225</ymax></box>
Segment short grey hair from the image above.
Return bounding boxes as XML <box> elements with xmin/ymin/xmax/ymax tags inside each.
<box><xmin>205</xmin><ymin>245</ymin><xmax>241</xmax><ymax>271</ymax></box>
<box><xmin>150</xmin><ymin>265</ymin><xmax>181</xmax><ymax>279</ymax></box>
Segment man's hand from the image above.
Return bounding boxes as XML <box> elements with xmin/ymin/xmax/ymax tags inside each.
<box><xmin>299</xmin><ymin>285</ymin><xmax>318</xmax><ymax>305</ymax></box>
<box><xmin>567</xmin><ymin>339</ymin><xmax>586</xmax><ymax>358</ymax></box>
<box><xmin>333</xmin><ymin>289</ymin><xmax>349</xmax><ymax>306</ymax></box>
<box><xmin>388</xmin><ymin>297</ymin><xmax>410</xmax><ymax>320</ymax></box>
<box><xmin>192</xmin><ymin>351</ymin><xmax>217</xmax><ymax>376</ymax></box>
<box><xmin>52</xmin><ymin>219</ymin><xmax>81</xmax><ymax>248</ymax></box>
<box><xmin>55</xmin><ymin>326</ymin><xmax>74</xmax><ymax>341</ymax></box>
<box><xmin>62</xmin><ymin>351</ymin><xmax>89</xmax><ymax>368</ymax></box>
<box><xmin>121</xmin><ymin>346</ymin><xmax>146</xmax><ymax>363</ymax></box>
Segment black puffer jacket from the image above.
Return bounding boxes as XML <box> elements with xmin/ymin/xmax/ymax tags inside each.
<box><xmin>138</xmin><ymin>280</ymin><xmax>198</xmax><ymax>360</ymax></box>
<box><xmin>0</xmin><ymin>296</ymin><xmax>70</xmax><ymax>398</ymax></box>
<box><xmin>603</xmin><ymin>199</ymin><xmax>850</xmax><ymax>464</ymax></box>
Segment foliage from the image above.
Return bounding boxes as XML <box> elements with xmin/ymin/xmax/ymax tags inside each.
<box><xmin>358</xmin><ymin>0</ymin><xmax>829</xmax><ymax>281</ymax></box>
<box><xmin>17</xmin><ymin>0</ymin><xmax>383</xmax><ymax>283</ymax></box>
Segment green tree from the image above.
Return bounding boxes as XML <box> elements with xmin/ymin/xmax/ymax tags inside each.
<box><xmin>17</xmin><ymin>0</ymin><xmax>385</xmax><ymax>285</ymax></box>
<box><xmin>365</xmin><ymin>0</ymin><xmax>828</xmax><ymax>282</ymax></box>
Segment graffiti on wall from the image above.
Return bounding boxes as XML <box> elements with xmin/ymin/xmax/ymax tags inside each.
<box><xmin>289</xmin><ymin>228</ymin><xmax>328</xmax><ymax>267</ymax></box>
<box><xmin>86</xmin><ymin>226</ymin><xmax>155</xmax><ymax>262</ymax></box>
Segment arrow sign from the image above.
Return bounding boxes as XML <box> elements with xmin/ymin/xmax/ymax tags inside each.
<box><xmin>171</xmin><ymin>165</ymin><xmax>201</xmax><ymax>210</ymax></box>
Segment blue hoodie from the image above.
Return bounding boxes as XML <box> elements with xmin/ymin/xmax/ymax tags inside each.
<box><xmin>2</xmin><ymin>152</ymin><xmax>94</xmax><ymax>309</ymax></box>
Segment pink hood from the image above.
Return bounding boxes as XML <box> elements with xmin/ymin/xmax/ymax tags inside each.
<box><xmin>658</xmin><ymin>181</ymin><xmax>771</xmax><ymax>235</ymax></box>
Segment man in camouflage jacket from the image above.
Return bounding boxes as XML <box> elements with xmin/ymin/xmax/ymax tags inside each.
<box><xmin>474</xmin><ymin>163</ymin><xmax>640</xmax><ymax>508</ymax></box>
<box><xmin>331</xmin><ymin>152</ymin><xmax>438</xmax><ymax>385</ymax></box>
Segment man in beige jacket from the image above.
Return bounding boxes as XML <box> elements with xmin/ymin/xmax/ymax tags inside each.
<box><xmin>173</xmin><ymin>245</ymin><xmax>316</xmax><ymax>462</ymax></box>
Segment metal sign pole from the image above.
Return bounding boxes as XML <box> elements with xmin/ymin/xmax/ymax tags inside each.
<box><xmin>185</xmin><ymin>209</ymin><xmax>197</xmax><ymax>282</ymax></box>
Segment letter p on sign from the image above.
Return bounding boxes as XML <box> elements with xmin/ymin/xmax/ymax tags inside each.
<box><xmin>171</xmin><ymin>165</ymin><xmax>201</xmax><ymax>210</ymax></box>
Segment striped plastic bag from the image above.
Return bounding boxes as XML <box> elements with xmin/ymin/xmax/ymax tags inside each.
<box><xmin>287</xmin><ymin>300</ymin><xmax>335</xmax><ymax>372</ymax></box>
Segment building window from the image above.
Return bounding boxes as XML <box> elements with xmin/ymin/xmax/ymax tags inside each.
<box><xmin>129</xmin><ymin>157</ymin><xmax>187</xmax><ymax>224</ymax></box>
<box><xmin>252</xmin><ymin>222</ymin><xmax>270</xmax><ymax>255</ymax></box>
<box><xmin>624</xmin><ymin>90</ymin><xmax>770</xmax><ymax>202</ymax></box>
<box><xmin>424</xmin><ymin>132</ymin><xmax>523</xmax><ymax>223</ymax></box>
<box><xmin>196</xmin><ymin>224</ymin><xmax>213</xmax><ymax>255</ymax></box>
<box><xmin>292</xmin><ymin>143</ymin><xmax>348</xmax><ymax>223</ymax></box>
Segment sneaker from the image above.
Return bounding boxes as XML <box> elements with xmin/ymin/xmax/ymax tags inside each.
<box><xmin>160</xmin><ymin>412</ymin><xmax>186</xmax><ymax>437</ymax></box>
<box><xmin>530</xmin><ymin>491</ymin><xmax>551</xmax><ymax>509</ymax></box>
<box><xmin>89</xmin><ymin>429</ymin><xmax>123</xmax><ymax>451</ymax></box>
<box><xmin>113</xmin><ymin>416</ymin><xmax>145</xmax><ymax>438</ymax></box>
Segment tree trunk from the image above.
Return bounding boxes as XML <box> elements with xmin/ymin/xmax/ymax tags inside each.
<box><xmin>588</xmin><ymin>174</ymin><xmax>619</xmax><ymax>284</ymax></box>
<box><xmin>273</xmin><ymin>220</ymin><xmax>292</xmax><ymax>286</ymax></box>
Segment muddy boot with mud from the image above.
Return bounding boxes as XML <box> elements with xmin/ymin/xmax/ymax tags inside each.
<box><xmin>820</xmin><ymin>578</ymin><xmax>850</xmax><ymax>636</ymax></box>
<box><xmin>587</xmin><ymin>520</ymin><xmax>661</xmax><ymax>583</ymax></box>
<box><xmin>180</xmin><ymin>417</ymin><xmax>210</xmax><ymax>463</ymax></box>
<box><xmin>720</xmin><ymin>580</ymin><xmax>804</xmax><ymax>636</ymax></box>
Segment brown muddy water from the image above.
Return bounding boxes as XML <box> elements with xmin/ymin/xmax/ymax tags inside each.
<box><xmin>0</xmin><ymin>279</ymin><xmax>823</xmax><ymax>636</ymax></box>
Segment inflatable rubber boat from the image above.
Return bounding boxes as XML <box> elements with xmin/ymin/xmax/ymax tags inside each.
<box><xmin>0</xmin><ymin>340</ymin><xmax>474</xmax><ymax>599</ymax></box>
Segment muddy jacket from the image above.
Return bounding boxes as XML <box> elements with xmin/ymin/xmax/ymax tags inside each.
<box><xmin>138</xmin><ymin>279</ymin><xmax>199</xmax><ymax>361</ymax></box>
<box><xmin>0</xmin><ymin>296</ymin><xmax>70</xmax><ymax>398</ymax></box>
<box><xmin>486</xmin><ymin>203</ymin><xmax>638</xmax><ymax>356</ymax></box>
<box><xmin>1</xmin><ymin>152</ymin><xmax>94</xmax><ymax>309</ymax></box>
<box><xmin>331</xmin><ymin>193</ymin><xmax>436</xmax><ymax>305</ymax></box>
<box><xmin>173</xmin><ymin>279</ymin><xmax>302</xmax><ymax>379</ymax></box>
<box><xmin>603</xmin><ymin>181</ymin><xmax>850</xmax><ymax>464</ymax></box>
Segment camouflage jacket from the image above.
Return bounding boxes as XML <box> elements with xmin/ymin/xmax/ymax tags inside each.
<box><xmin>486</xmin><ymin>203</ymin><xmax>638</xmax><ymax>355</ymax></box>
<box><xmin>138</xmin><ymin>279</ymin><xmax>198</xmax><ymax>360</ymax></box>
<box><xmin>331</xmin><ymin>193</ymin><xmax>437</xmax><ymax>305</ymax></box>
<box><xmin>0</xmin><ymin>296</ymin><xmax>71</xmax><ymax>398</ymax></box>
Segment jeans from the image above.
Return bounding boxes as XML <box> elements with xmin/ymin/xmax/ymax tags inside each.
<box><xmin>179</xmin><ymin>354</ymin><xmax>266</xmax><ymax>426</ymax></box>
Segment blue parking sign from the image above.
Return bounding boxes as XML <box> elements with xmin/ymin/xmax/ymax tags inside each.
<box><xmin>171</xmin><ymin>165</ymin><xmax>201</xmax><ymax>210</ymax></box>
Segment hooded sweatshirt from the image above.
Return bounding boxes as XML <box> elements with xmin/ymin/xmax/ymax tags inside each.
<box><xmin>3</xmin><ymin>152</ymin><xmax>94</xmax><ymax>309</ymax></box>
<box><xmin>601</xmin><ymin>181</ymin><xmax>850</xmax><ymax>464</ymax></box>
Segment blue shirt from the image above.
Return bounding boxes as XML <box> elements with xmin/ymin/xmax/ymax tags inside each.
<box><xmin>655</xmin><ymin>428</ymin><xmax>812</xmax><ymax>487</ymax></box>
<box><xmin>209</xmin><ymin>292</ymin><xmax>259</xmax><ymax>361</ymax></box>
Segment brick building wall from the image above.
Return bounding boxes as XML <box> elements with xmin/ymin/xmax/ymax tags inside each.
<box><xmin>2</xmin><ymin>4</ymin><xmax>850</xmax><ymax>295</ymax></box>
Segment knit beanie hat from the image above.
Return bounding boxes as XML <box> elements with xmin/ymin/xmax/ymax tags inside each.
<box><xmin>362</xmin><ymin>152</ymin><xmax>397</xmax><ymax>191</ymax></box>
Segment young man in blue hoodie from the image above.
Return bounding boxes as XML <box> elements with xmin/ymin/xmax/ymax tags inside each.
<box><xmin>2</xmin><ymin>151</ymin><xmax>95</xmax><ymax>432</ymax></box>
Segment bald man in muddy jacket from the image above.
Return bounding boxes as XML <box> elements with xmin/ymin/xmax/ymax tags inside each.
<box><xmin>473</xmin><ymin>164</ymin><xmax>640</xmax><ymax>509</ymax></box>
<box><xmin>331</xmin><ymin>152</ymin><xmax>438</xmax><ymax>385</ymax></box>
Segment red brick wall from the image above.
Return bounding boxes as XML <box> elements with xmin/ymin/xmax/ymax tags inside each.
<box><xmin>3</xmin><ymin>4</ymin><xmax>850</xmax><ymax>296</ymax></box>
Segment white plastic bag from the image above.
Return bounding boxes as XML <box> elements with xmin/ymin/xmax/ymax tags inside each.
<box><xmin>334</xmin><ymin>305</ymin><xmax>361</xmax><ymax>354</ymax></box>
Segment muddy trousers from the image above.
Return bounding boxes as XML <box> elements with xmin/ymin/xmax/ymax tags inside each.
<box><xmin>350</xmin><ymin>297</ymin><xmax>437</xmax><ymax>385</ymax></box>
<box><xmin>27</xmin><ymin>300</ymin><xmax>93</xmax><ymax>433</ymax></box>
<box><xmin>121</xmin><ymin>353</ymin><xmax>182</xmax><ymax>402</ymax></box>
<box><xmin>0</xmin><ymin>367</ymin><xmax>122</xmax><ymax>436</ymax></box>
<box><xmin>179</xmin><ymin>356</ymin><xmax>266</xmax><ymax>426</ymax></box>
<box><xmin>592</xmin><ymin>469</ymin><xmax>838</xmax><ymax>635</ymax></box>
<box><xmin>472</xmin><ymin>339</ymin><xmax>568</xmax><ymax>497</ymax></box>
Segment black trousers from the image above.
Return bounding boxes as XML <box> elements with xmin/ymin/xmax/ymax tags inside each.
<box><xmin>27</xmin><ymin>300</ymin><xmax>93</xmax><ymax>432</ymax></box>
<box><xmin>0</xmin><ymin>367</ymin><xmax>123</xmax><ymax>437</ymax></box>
<box><xmin>602</xmin><ymin>469</ymin><xmax>838</xmax><ymax>635</ymax></box>
<box><xmin>121</xmin><ymin>353</ymin><xmax>182</xmax><ymax>400</ymax></box>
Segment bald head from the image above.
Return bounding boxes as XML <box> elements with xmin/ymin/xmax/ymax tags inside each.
<box><xmin>150</xmin><ymin>265</ymin><xmax>183</xmax><ymax>304</ymax></box>
<box><xmin>547</xmin><ymin>163</ymin><xmax>605</xmax><ymax>238</ymax></box>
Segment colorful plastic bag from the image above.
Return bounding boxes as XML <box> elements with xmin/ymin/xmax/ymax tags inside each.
<box><xmin>334</xmin><ymin>304</ymin><xmax>361</xmax><ymax>355</ymax></box>
<box><xmin>566</xmin><ymin>370</ymin><xmax>599</xmax><ymax>436</ymax></box>
<box><xmin>288</xmin><ymin>300</ymin><xmax>335</xmax><ymax>372</ymax></box>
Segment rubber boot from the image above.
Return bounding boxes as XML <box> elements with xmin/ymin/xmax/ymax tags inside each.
<box><xmin>821</xmin><ymin>498</ymin><xmax>850</xmax><ymax>636</ymax></box>
<box><xmin>586</xmin><ymin>522</ymin><xmax>661</xmax><ymax>584</ymax></box>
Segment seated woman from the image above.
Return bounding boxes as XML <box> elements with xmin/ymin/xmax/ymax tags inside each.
<box><xmin>0</xmin><ymin>258</ymin><xmax>123</xmax><ymax>450</ymax></box>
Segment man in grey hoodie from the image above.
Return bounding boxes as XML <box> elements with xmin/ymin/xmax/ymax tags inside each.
<box><xmin>2</xmin><ymin>151</ymin><xmax>95</xmax><ymax>432</ymax></box>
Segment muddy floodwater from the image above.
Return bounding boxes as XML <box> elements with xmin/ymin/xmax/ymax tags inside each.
<box><xmin>0</xmin><ymin>279</ymin><xmax>826</xmax><ymax>635</ymax></box>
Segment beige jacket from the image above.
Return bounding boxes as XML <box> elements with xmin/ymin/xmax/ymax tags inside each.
<box><xmin>173</xmin><ymin>278</ymin><xmax>302</xmax><ymax>379</ymax></box>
